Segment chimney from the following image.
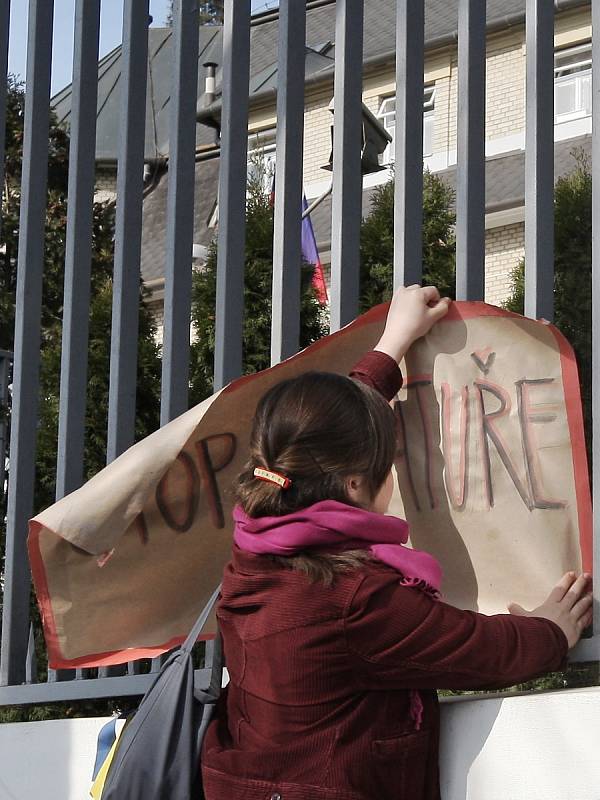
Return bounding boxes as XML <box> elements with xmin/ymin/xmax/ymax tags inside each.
<box><xmin>203</xmin><ymin>61</ymin><xmax>218</xmax><ymax>106</ymax></box>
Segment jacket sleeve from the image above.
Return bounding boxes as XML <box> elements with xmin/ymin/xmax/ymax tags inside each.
<box><xmin>349</xmin><ymin>351</ymin><xmax>403</xmax><ymax>402</ymax></box>
<box><xmin>344</xmin><ymin>571</ymin><xmax>569</xmax><ymax>691</ymax></box>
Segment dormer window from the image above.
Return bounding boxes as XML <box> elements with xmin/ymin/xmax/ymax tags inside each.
<box><xmin>247</xmin><ymin>128</ymin><xmax>276</xmax><ymax>194</ymax></box>
<box><xmin>377</xmin><ymin>86</ymin><xmax>436</xmax><ymax>164</ymax></box>
<box><xmin>554</xmin><ymin>43</ymin><xmax>591</xmax><ymax>123</ymax></box>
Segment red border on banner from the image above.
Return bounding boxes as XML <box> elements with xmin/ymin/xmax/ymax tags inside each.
<box><xmin>439</xmin><ymin>301</ymin><xmax>592</xmax><ymax>572</ymax></box>
<box><xmin>27</xmin><ymin>522</ymin><xmax>214</xmax><ymax>669</ymax></box>
<box><xmin>28</xmin><ymin>300</ymin><xmax>593</xmax><ymax>668</ymax></box>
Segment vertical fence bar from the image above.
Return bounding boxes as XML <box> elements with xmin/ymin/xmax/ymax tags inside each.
<box><xmin>213</xmin><ymin>0</ymin><xmax>251</xmax><ymax>389</ymax></box>
<box><xmin>329</xmin><ymin>0</ymin><xmax>364</xmax><ymax>332</ymax></box>
<box><xmin>270</xmin><ymin>0</ymin><xmax>306</xmax><ymax>365</ymax></box>
<box><xmin>0</xmin><ymin>351</ymin><xmax>11</xmax><ymax>505</ymax></box>
<box><xmin>25</xmin><ymin>624</ymin><xmax>37</xmax><ymax>684</ymax></box>
<box><xmin>393</xmin><ymin>0</ymin><xmax>424</xmax><ymax>289</ymax></box>
<box><xmin>589</xmin><ymin>0</ymin><xmax>600</xmax><ymax>658</ymax></box>
<box><xmin>455</xmin><ymin>0</ymin><xmax>486</xmax><ymax>301</ymax></box>
<box><xmin>101</xmin><ymin>0</ymin><xmax>150</xmax><ymax>678</ymax></box>
<box><xmin>0</xmin><ymin>0</ymin><xmax>54</xmax><ymax>687</ymax></box>
<box><xmin>524</xmin><ymin>0</ymin><xmax>554</xmax><ymax>321</ymax></box>
<box><xmin>50</xmin><ymin>0</ymin><xmax>101</xmax><ymax>685</ymax></box>
<box><xmin>56</xmin><ymin>0</ymin><xmax>101</xmax><ymax>499</ymax></box>
<box><xmin>0</xmin><ymin>0</ymin><xmax>11</xmax><ymax>236</ymax></box>
<box><xmin>160</xmin><ymin>0</ymin><xmax>200</xmax><ymax>424</ymax></box>
<box><xmin>106</xmin><ymin>0</ymin><xmax>150</xmax><ymax>461</ymax></box>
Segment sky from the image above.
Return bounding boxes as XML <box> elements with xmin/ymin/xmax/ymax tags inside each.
<box><xmin>8</xmin><ymin>0</ymin><xmax>280</xmax><ymax>98</ymax></box>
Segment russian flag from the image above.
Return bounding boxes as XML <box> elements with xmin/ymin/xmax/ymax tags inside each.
<box><xmin>301</xmin><ymin>194</ymin><xmax>328</xmax><ymax>305</ymax></box>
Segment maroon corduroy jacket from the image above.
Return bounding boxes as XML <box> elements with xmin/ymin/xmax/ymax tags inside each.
<box><xmin>201</xmin><ymin>352</ymin><xmax>568</xmax><ymax>800</ymax></box>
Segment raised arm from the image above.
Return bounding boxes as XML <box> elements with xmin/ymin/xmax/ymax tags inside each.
<box><xmin>349</xmin><ymin>285</ymin><xmax>450</xmax><ymax>401</ymax></box>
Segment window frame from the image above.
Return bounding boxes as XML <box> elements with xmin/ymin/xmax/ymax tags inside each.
<box><xmin>376</xmin><ymin>85</ymin><xmax>437</xmax><ymax>165</ymax></box>
<box><xmin>247</xmin><ymin>128</ymin><xmax>277</xmax><ymax>195</ymax></box>
<box><xmin>554</xmin><ymin>42</ymin><xmax>592</xmax><ymax>124</ymax></box>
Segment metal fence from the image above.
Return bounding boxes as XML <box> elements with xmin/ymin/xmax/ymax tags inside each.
<box><xmin>0</xmin><ymin>0</ymin><xmax>598</xmax><ymax>705</ymax></box>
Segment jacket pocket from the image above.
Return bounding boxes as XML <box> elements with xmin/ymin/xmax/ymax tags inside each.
<box><xmin>371</xmin><ymin>729</ymin><xmax>430</xmax><ymax>798</ymax></box>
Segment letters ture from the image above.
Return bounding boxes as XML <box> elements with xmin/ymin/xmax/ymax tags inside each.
<box><xmin>396</xmin><ymin>364</ymin><xmax>566</xmax><ymax>515</ymax></box>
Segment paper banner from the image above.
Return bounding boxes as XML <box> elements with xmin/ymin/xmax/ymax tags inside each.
<box><xmin>29</xmin><ymin>302</ymin><xmax>592</xmax><ymax>668</ymax></box>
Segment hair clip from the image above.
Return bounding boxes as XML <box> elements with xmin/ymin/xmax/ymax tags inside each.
<box><xmin>253</xmin><ymin>466</ymin><xmax>292</xmax><ymax>489</ymax></box>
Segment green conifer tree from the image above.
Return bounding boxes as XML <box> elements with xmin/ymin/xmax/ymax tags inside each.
<box><xmin>189</xmin><ymin>161</ymin><xmax>327</xmax><ymax>404</ymax></box>
<box><xmin>359</xmin><ymin>169</ymin><xmax>456</xmax><ymax>311</ymax></box>
<box><xmin>0</xmin><ymin>79</ymin><xmax>161</xmax><ymax>720</ymax></box>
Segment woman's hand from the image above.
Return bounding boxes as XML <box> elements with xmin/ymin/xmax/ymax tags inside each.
<box><xmin>374</xmin><ymin>285</ymin><xmax>451</xmax><ymax>364</ymax></box>
<box><xmin>508</xmin><ymin>572</ymin><xmax>593</xmax><ymax>650</ymax></box>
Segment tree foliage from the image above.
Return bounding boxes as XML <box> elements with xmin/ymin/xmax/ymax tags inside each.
<box><xmin>359</xmin><ymin>169</ymin><xmax>456</xmax><ymax>311</ymax></box>
<box><xmin>165</xmin><ymin>1</ymin><xmax>222</xmax><ymax>26</ymax></box>
<box><xmin>189</xmin><ymin>165</ymin><xmax>327</xmax><ymax>404</ymax></box>
<box><xmin>0</xmin><ymin>79</ymin><xmax>161</xmax><ymax>721</ymax></box>
<box><xmin>0</xmin><ymin>78</ymin><xmax>161</xmax><ymax>512</ymax></box>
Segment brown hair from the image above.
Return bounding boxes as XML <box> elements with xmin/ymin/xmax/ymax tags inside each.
<box><xmin>236</xmin><ymin>372</ymin><xmax>396</xmax><ymax>583</ymax></box>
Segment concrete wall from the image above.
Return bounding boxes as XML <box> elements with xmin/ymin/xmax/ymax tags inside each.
<box><xmin>1</xmin><ymin>687</ymin><xmax>599</xmax><ymax>799</ymax></box>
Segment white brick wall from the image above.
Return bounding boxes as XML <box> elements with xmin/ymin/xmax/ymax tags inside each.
<box><xmin>444</xmin><ymin>33</ymin><xmax>526</xmax><ymax>153</ymax></box>
<box><xmin>485</xmin><ymin>222</ymin><xmax>524</xmax><ymax>307</ymax></box>
<box><xmin>485</xmin><ymin>36</ymin><xmax>526</xmax><ymax>141</ymax></box>
<box><xmin>303</xmin><ymin>88</ymin><xmax>334</xmax><ymax>185</ymax></box>
<box><xmin>94</xmin><ymin>167</ymin><xmax>117</xmax><ymax>202</ymax></box>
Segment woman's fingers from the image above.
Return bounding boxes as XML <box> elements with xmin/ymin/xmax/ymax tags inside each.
<box><xmin>546</xmin><ymin>571</ymin><xmax>578</xmax><ymax>604</ymax></box>
<box><xmin>570</xmin><ymin>592</ymin><xmax>593</xmax><ymax>621</ymax></box>
<box><xmin>560</xmin><ymin>573</ymin><xmax>592</xmax><ymax>610</ymax></box>
<box><xmin>421</xmin><ymin>285</ymin><xmax>441</xmax><ymax>305</ymax></box>
<box><xmin>427</xmin><ymin>296</ymin><xmax>451</xmax><ymax>321</ymax></box>
<box><xmin>580</xmin><ymin>608</ymin><xmax>593</xmax><ymax>630</ymax></box>
<box><xmin>507</xmin><ymin>601</ymin><xmax>528</xmax><ymax>616</ymax></box>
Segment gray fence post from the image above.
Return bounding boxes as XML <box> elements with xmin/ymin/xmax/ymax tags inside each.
<box><xmin>160</xmin><ymin>0</ymin><xmax>200</xmax><ymax>424</ymax></box>
<box><xmin>213</xmin><ymin>0</ymin><xmax>251</xmax><ymax>389</ymax></box>
<box><xmin>524</xmin><ymin>0</ymin><xmax>554</xmax><ymax>322</ymax></box>
<box><xmin>0</xmin><ymin>0</ymin><xmax>55</xmax><ymax>688</ymax></box>
<box><xmin>106</xmin><ymin>0</ymin><xmax>151</xmax><ymax>463</ymax></box>
<box><xmin>394</xmin><ymin>0</ymin><xmax>424</xmax><ymax>289</ymax></box>
<box><xmin>329</xmin><ymin>0</ymin><xmax>364</xmax><ymax>331</ymax></box>
<box><xmin>270</xmin><ymin>0</ymin><xmax>306</xmax><ymax>365</ymax></box>
<box><xmin>456</xmin><ymin>0</ymin><xmax>486</xmax><ymax>301</ymax></box>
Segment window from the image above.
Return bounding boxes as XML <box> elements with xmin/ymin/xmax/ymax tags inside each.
<box><xmin>247</xmin><ymin>128</ymin><xmax>276</xmax><ymax>194</ymax></box>
<box><xmin>554</xmin><ymin>43</ymin><xmax>591</xmax><ymax>123</ymax></box>
<box><xmin>377</xmin><ymin>86</ymin><xmax>436</xmax><ymax>165</ymax></box>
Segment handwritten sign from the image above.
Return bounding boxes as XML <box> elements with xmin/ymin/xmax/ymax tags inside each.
<box><xmin>29</xmin><ymin>302</ymin><xmax>591</xmax><ymax>668</ymax></box>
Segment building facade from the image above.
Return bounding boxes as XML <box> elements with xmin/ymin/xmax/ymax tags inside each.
<box><xmin>52</xmin><ymin>0</ymin><xmax>594</xmax><ymax>313</ymax></box>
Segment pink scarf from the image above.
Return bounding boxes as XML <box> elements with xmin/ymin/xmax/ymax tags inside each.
<box><xmin>233</xmin><ymin>500</ymin><xmax>443</xmax><ymax>731</ymax></box>
<box><xmin>233</xmin><ymin>499</ymin><xmax>442</xmax><ymax>593</ymax></box>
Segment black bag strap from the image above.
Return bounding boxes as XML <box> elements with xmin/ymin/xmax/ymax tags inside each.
<box><xmin>207</xmin><ymin>630</ymin><xmax>223</xmax><ymax>697</ymax></box>
<box><xmin>182</xmin><ymin>583</ymin><xmax>222</xmax><ymax>653</ymax></box>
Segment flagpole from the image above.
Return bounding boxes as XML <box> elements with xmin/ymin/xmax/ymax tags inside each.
<box><xmin>302</xmin><ymin>181</ymin><xmax>333</xmax><ymax>219</ymax></box>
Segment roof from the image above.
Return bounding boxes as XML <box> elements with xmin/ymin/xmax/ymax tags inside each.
<box><xmin>308</xmin><ymin>136</ymin><xmax>592</xmax><ymax>249</ymax></box>
<box><xmin>51</xmin><ymin>26</ymin><xmax>222</xmax><ymax>162</ymax></box>
<box><xmin>437</xmin><ymin>134</ymin><xmax>591</xmax><ymax>212</ymax></box>
<box><xmin>140</xmin><ymin>135</ymin><xmax>590</xmax><ymax>285</ymax></box>
<box><xmin>52</xmin><ymin>0</ymin><xmax>589</xmax><ymax>161</ymax></box>
<box><xmin>199</xmin><ymin>0</ymin><xmax>588</xmax><ymax>120</ymax></box>
<box><xmin>140</xmin><ymin>156</ymin><xmax>220</xmax><ymax>284</ymax></box>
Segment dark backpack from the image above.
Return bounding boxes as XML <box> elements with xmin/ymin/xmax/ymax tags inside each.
<box><xmin>98</xmin><ymin>584</ymin><xmax>223</xmax><ymax>800</ymax></box>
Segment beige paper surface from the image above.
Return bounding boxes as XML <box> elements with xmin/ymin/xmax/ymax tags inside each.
<box><xmin>29</xmin><ymin>302</ymin><xmax>591</xmax><ymax>667</ymax></box>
